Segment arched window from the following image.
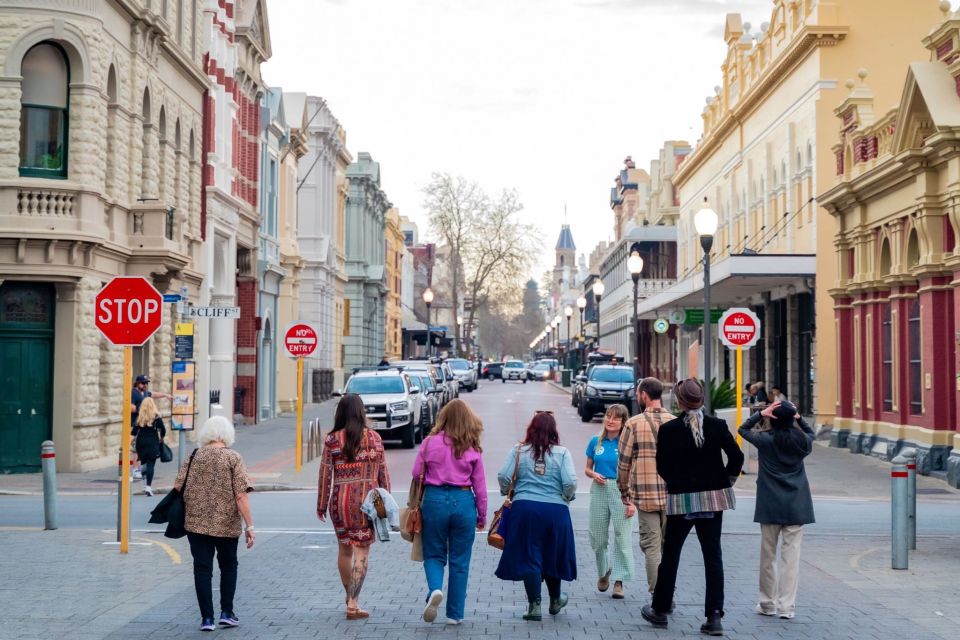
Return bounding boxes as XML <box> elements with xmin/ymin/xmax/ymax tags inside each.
<box><xmin>19</xmin><ymin>42</ymin><xmax>69</xmax><ymax>177</ymax></box>
<box><xmin>908</xmin><ymin>299</ymin><xmax>922</xmax><ymax>415</ymax></box>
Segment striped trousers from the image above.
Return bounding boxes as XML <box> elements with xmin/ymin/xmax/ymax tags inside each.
<box><xmin>588</xmin><ymin>481</ymin><xmax>635</xmax><ymax>582</ymax></box>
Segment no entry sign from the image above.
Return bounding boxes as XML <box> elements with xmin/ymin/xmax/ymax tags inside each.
<box><xmin>284</xmin><ymin>322</ymin><xmax>318</xmax><ymax>358</ymax></box>
<box><xmin>718</xmin><ymin>307</ymin><xmax>761</xmax><ymax>349</ymax></box>
<box><xmin>95</xmin><ymin>276</ymin><xmax>164</xmax><ymax>346</ymax></box>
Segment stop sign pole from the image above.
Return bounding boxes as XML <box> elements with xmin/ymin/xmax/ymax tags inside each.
<box><xmin>718</xmin><ymin>308</ymin><xmax>762</xmax><ymax>452</ymax></box>
<box><xmin>95</xmin><ymin>277</ymin><xmax>163</xmax><ymax>554</ymax></box>
<box><xmin>284</xmin><ymin>323</ymin><xmax>319</xmax><ymax>472</ymax></box>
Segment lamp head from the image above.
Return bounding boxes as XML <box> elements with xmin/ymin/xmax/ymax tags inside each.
<box><xmin>694</xmin><ymin>198</ymin><xmax>719</xmax><ymax>237</ymax></box>
<box><xmin>576</xmin><ymin>295</ymin><xmax>587</xmax><ymax>310</ymax></box>
<box><xmin>592</xmin><ymin>280</ymin><xmax>605</xmax><ymax>297</ymax></box>
<box><xmin>564</xmin><ymin>305</ymin><xmax>573</xmax><ymax>317</ymax></box>
<box><xmin>627</xmin><ymin>251</ymin><xmax>644</xmax><ymax>276</ymax></box>
<box><xmin>422</xmin><ymin>288</ymin><xmax>434</xmax><ymax>304</ymax></box>
<box><xmin>553</xmin><ymin>316</ymin><xmax>560</xmax><ymax>327</ymax></box>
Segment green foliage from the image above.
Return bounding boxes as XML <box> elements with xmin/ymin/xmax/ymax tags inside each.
<box><xmin>703</xmin><ymin>378</ymin><xmax>737</xmax><ymax>413</ymax></box>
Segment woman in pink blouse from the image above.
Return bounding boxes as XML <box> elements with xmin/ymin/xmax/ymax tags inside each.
<box><xmin>411</xmin><ymin>399</ymin><xmax>487</xmax><ymax>625</ymax></box>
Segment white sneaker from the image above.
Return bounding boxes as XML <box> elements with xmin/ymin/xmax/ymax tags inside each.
<box><xmin>779</xmin><ymin>611</ymin><xmax>795</xmax><ymax>620</ymax></box>
<box><xmin>133</xmin><ymin>469</ymin><xmax>143</xmax><ymax>480</ymax></box>
<box><xmin>755</xmin><ymin>604</ymin><xmax>776</xmax><ymax>617</ymax></box>
<box><xmin>144</xmin><ymin>486</ymin><xmax>154</xmax><ymax>497</ymax></box>
<box><xmin>445</xmin><ymin>619</ymin><xmax>462</xmax><ymax>625</ymax></box>
<box><xmin>422</xmin><ymin>590</ymin><xmax>443</xmax><ymax>623</ymax></box>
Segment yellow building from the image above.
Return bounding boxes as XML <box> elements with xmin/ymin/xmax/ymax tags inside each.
<box><xmin>819</xmin><ymin>6</ymin><xmax>960</xmax><ymax>484</ymax></box>
<box><xmin>334</xmin><ymin>126</ymin><xmax>350</xmax><ymax>388</ymax></box>
<box><xmin>637</xmin><ymin>0</ymin><xmax>939</xmax><ymax>426</ymax></box>
<box><xmin>384</xmin><ymin>207</ymin><xmax>405</xmax><ymax>361</ymax></box>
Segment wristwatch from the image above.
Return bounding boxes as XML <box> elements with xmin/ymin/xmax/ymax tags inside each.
<box><xmin>244</xmin><ymin>525</ymin><xmax>254</xmax><ymax>532</ymax></box>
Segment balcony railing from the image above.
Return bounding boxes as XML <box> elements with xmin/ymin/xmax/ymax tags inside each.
<box><xmin>17</xmin><ymin>188</ymin><xmax>75</xmax><ymax>217</ymax></box>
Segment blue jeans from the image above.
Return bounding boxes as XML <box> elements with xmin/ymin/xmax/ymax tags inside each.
<box><xmin>421</xmin><ymin>485</ymin><xmax>477</xmax><ymax>620</ymax></box>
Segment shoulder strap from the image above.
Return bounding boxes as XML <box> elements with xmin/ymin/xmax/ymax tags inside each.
<box><xmin>415</xmin><ymin>436</ymin><xmax>430</xmax><ymax>507</ymax></box>
<box><xmin>643</xmin><ymin>411</ymin><xmax>659</xmax><ymax>441</ymax></box>
<box><xmin>181</xmin><ymin>449</ymin><xmax>199</xmax><ymax>497</ymax></box>
<box><xmin>507</xmin><ymin>442</ymin><xmax>522</xmax><ymax>499</ymax></box>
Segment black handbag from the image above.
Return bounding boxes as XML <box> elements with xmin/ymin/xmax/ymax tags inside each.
<box><xmin>149</xmin><ymin>449</ymin><xmax>197</xmax><ymax>539</ymax></box>
<box><xmin>160</xmin><ymin>442</ymin><xmax>173</xmax><ymax>463</ymax></box>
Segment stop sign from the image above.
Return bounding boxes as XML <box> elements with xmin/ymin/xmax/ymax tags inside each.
<box><xmin>95</xmin><ymin>277</ymin><xmax>164</xmax><ymax>346</ymax></box>
<box><xmin>284</xmin><ymin>322</ymin><xmax>318</xmax><ymax>358</ymax></box>
<box><xmin>718</xmin><ymin>307</ymin><xmax>761</xmax><ymax>349</ymax></box>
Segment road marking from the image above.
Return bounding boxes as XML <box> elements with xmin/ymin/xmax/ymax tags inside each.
<box><xmin>849</xmin><ymin>545</ymin><xmax>884</xmax><ymax>570</ymax></box>
<box><xmin>134</xmin><ymin>535</ymin><xmax>182</xmax><ymax>564</ymax></box>
<box><xmin>0</xmin><ymin>526</ymin><xmax>42</xmax><ymax>531</ymax></box>
<box><xmin>102</xmin><ymin>541</ymin><xmax>152</xmax><ymax>546</ymax></box>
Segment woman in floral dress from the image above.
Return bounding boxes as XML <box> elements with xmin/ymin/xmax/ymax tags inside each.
<box><xmin>317</xmin><ymin>393</ymin><xmax>391</xmax><ymax>619</ymax></box>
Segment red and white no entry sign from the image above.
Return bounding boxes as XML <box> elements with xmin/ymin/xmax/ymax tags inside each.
<box><xmin>95</xmin><ymin>276</ymin><xmax>164</xmax><ymax>346</ymax></box>
<box><xmin>718</xmin><ymin>307</ymin><xmax>761</xmax><ymax>349</ymax></box>
<box><xmin>284</xmin><ymin>322</ymin><xmax>318</xmax><ymax>358</ymax></box>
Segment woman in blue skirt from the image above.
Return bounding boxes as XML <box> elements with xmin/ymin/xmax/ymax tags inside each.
<box><xmin>495</xmin><ymin>410</ymin><xmax>577</xmax><ymax>621</ymax></box>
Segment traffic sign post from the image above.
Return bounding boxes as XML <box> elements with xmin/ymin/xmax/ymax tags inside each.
<box><xmin>718</xmin><ymin>308</ymin><xmax>762</xmax><ymax>455</ymax></box>
<box><xmin>284</xmin><ymin>323</ymin><xmax>319</xmax><ymax>473</ymax></box>
<box><xmin>95</xmin><ymin>277</ymin><xmax>163</xmax><ymax>554</ymax></box>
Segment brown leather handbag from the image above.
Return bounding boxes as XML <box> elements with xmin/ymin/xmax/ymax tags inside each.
<box><xmin>403</xmin><ymin>436</ymin><xmax>430</xmax><ymax>536</ymax></box>
<box><xmin>488</xmin><ymin>444</ymin><xmax>522</xmax><ymax>550</ymax></box>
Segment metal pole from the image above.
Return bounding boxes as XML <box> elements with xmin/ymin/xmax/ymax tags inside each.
<box><xmin>902</xmin><ymin>447</ymin><xmax>917</xmax><ymax>550</ymax></box>
<box><xmin>426</xmin><ymin>302</ymin><xmax>432</xmax><ymax>358</ymax></box>
<box><xmin>119</xmin><ymin>347</ymin><xmax>133</xmax><ymax>553</ymax></box>
<box><xmin>41</xmin><ymin>441</ymin><xmax>57</xmax><ymax>530</ymax></box>
<box><xmin>579</xmin><ymin>308</ymin><xmax>585</xmax><ymax>366</ymax></box>
<box><xmin>177</xmin><ymin>429</ymin><xmax>186</xmax><ymax>468</ymax></box>
<box><xmin>296</xmin><ymin>357</ymin><xmax>304</xmax><ymax>472</ymax></box>
<box><xmin>596</xmin><ymin>295</ymin><xmax>602</xmax><ymax>350</ymax></box>
<box><xmin>632</xmin><ymin>278</ymin><xmax>639</xmax><ymax>381</ymax></box>
<box><xmin>891</xmin><ymin>454</ymin><xmax>909</xmax><ymax>569</ymax></box>
<box><xmin>701</xmin><ymin>236</ymin><xmax>713</xmax><ymax>414</ymax></box>
<box><xmin>566</xmin><ymin>316</ymin><xmax>571</xmax><ymax>368</ymax></box>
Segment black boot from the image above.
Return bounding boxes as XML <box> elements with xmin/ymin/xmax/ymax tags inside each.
<box><xmin>641</xmin><ymin>604</ymin><xmax>668</xmax><ymax>629</ymax></box>
<box><xmin>700</xmin><ymin>612</ymin><xmax>723</xmax><ymax>636</ymax></box>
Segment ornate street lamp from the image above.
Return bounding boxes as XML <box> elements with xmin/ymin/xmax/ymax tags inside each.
<box><xmin>576</xmin><ymin>295</ymin><xmax>587</xmax><ymax>366</ymax></box>
<box><xmin>592</xmin><ymin>279</ymin><xmax>605</xmax><ymax>350</ymax></box>
<box><xmin>422</xmin><ymin>287</ymin><xmax>434</xmax><ymax>358</ymax></box>
<box><xmin>695</xmin><ymin>197</ymin><xmax>719</xmax><ymax>413</ymax></box>
<box><xmin>628</xmin><ymin>243</ymin><xmax>644</xmax><ymax>381</ymax></box>
<box><xmin>564</xmin><ymin>305</ymin><xmax>573</xmax><ymax>367</ymax></box>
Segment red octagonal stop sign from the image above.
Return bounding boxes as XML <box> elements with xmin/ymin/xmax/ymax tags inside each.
<box><xmin>95</xmin><ymin>276</ymin><xmax>164</xmax><ymax>346</ymax></box>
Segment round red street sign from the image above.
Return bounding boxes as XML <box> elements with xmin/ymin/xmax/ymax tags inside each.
<box><xmin>284</xmin><ymin>322</ymin><xmax>318</xmax><ymax>358</ymax></box>
<box><xmin>95</xmin><ymin>276</ymin><xmax>164</xmax><ymax>346</ymax></box>
<box><xmin>718</xmin><ymin>307</ymin><xmax>761</xmax><ymax>349</ymax></box>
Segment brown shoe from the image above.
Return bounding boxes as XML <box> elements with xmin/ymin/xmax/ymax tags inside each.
<box><xmin>597</xmin><ymin>569</ymin><xmax>612</xmax><ymax>592</ymax></box>
<box><xmin>346</xmin><ymin>607</ymin><xmax>369</xmax><ymax>620</ymax></box>
<box><xmin>612</xmin><ymin>581</ymin><xmax>624</xmax><ymax>599</ymax></box>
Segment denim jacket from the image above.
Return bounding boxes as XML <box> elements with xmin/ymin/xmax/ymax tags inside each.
<box><xmin>498</xmin><ymin>444</ymin><xmax>577</xmax><ymax>505</ymax></box>
<box><xmin>361</xmin><ymin>487</ymin><xmax>400</xmax><ymax>542</ymax></box>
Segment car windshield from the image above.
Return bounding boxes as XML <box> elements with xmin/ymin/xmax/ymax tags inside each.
<box><xmin>505</xmin><ymin>361</ymin><xmax>524</xmax><ymax>368</ymax></box>
<box><xmin>533</xmin><ymin>363</ymin><xmax>550</xmax><ymax>371</ymax></box>
<box><xmin>589</xmin><ymin>367</ymin><xmax>635</xmax><ymax>383</ymax></box>
<box><xmin>346</xmin><ymin>376</ymin><xmax>405</xmax><ymax>394</ymax></box>
<box><xmin>447</xmin><ymin>359</ymin><xmax>470</xmax><ymax>371</ymax></box>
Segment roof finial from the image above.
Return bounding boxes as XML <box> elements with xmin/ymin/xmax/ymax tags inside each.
<box><xmin>940</xmin><ymin>1</ymin><xmax>952</xmax><ymax>18</ymax></box>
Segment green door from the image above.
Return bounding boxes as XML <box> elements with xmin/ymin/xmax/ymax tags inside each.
<box><xmin>0</xmin><ymin>283</ymin><xmax>54</xmax><ymax>473</ymax></box>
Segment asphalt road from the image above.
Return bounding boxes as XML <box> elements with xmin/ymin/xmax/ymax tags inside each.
<box><xmin>4</xmin><ymin>380</ymin><xmax>960</xmax><ymax>537</ymax></box>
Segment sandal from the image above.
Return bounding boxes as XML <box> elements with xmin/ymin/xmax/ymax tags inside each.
<box><xmin>346</xmin><ymin>607</ymin><xmax>369</xmax><ymax>620</ymax></box>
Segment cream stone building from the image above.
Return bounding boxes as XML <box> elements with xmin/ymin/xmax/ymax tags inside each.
<box><xmin>636</xmin><ymin>1</ymin><xmax>939</xmax><ymax>424</ymax></box>
<box><xmin>384</xmin><ymin>207</ymin><xmax>404</xmax><ymax>361</ymax></box>
<box><xmin>0</xmin><ymin>0</ymin><xmax>206</xmax><ymax>471</ymax></box>
<box><xmin>819</xmin><ymin>5</ymin><xmax>960</xmax><ymax>485</ymax></box>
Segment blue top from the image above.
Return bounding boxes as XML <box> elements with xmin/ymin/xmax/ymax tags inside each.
<box><xmin>498</xmin><ymin>444</ymin><xmax>577</xmax><ymax>506</ymax></box>
<box><xmin>585</xmin><ymin>434</ymin><xmax>620</xmax><ymax>480</ymax></box>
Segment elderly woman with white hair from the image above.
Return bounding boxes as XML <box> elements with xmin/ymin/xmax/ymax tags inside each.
<box><xmin>174</xmin><ymin>415</ymin><xmax>254</xmax><ymax>632</ymax></box>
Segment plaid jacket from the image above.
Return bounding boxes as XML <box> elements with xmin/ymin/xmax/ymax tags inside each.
<box><xmin>617</xmin><ymin>407</ymin><xmax>673</xmax><ymax>513</ymax></box>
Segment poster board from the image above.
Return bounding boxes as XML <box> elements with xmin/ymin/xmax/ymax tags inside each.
<box><xmin>171</xmin><ymin>360</ymin><xmax>196</xmax><ymax>431</ymax></box>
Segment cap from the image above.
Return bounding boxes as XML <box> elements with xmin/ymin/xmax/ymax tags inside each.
<box><xmin>135</xmin><ymin>375</ymin><xmax>150</xmax><ymax>384</ymax></box>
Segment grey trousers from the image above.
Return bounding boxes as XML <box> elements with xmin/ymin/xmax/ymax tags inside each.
<box><xmin>637</xmin><ymin>509</ymin><xmax>666</xmax><ymax>593</ymax></box>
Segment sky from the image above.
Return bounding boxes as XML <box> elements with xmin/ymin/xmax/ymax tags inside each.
<box><xmin>262</xmin><ymin>0</ymin><xmax>773</xmax><ymax>280</ymax></box>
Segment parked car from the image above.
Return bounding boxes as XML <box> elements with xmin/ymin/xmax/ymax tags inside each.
<box><xmin>529</xmin><ymin>362</ymin><xmax>553</xmax><ymax>381</ymax></box>
<box><xmin>446</xmin><ymin>358</ymin><xmax>478</xmax><ymax>392</ymax></box>
<box><xmin>571</xmin><ymin>365</ymin><xmax>588</xmax><ymax>406</ymax></box>
<box><xmin>439</xmin><ymin>362</ymin><xmax>460</xmax><ymax>401</ymax></box>
<box><xmin>410</xmin><ymin>372</ymin><xmax>440</xmax><ymax>431</ymax></box>
<box><xmin>482</xmin><ymin>361</ymin><xmax>503</xmax><ymax>380</ymax></box>
<box><xmin>578</xmin><ymin>364</ymin><xmax>636</xmax><ymax>422</ymax></box>
<box><xmin>338</xmin><ymin>369</ymin><xmax>424</xmax><ymax>447</ymax></box>
<box><xmin>502</xmin><ymin>360</ymin><xmax>527</xmax><ymax>383</ymax></box>
<box><xmin>393</xmin><ymin>361</ymin><xmax>447</xmax><ymax>407</ymax></box>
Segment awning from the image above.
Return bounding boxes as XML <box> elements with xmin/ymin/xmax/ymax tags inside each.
<box><xmin>636</xmin><ymin>254</ymin><xmax>816</xmax><ymax>319</ymax></box>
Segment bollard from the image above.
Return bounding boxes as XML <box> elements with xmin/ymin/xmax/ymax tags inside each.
<box><xmin>891</xmin><ymin>454</ymin><xmax>909</xmax><ymax>569</ymax></box>
<box><xmin>41</xmin><ymin>441</ymin><xmax>57</xmax><ymax>530</ymax></box>
<box><xmin>901</xmin><ymin>447</ymin><xmax>917</xmax><ymax>550</ymax></box>
<box><xmin>177</xmin><ymin>429</ymin><xmax>186</xmax><ymax>468</ymax></box>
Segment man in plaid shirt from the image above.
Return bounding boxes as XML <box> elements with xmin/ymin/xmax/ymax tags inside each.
<box><xmin>618</xmin><ymin>377</ymin><xmax>674</xmax><ymax>594</ymax></box>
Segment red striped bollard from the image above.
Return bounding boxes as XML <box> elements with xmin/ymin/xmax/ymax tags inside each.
<box><xmin>41</xmin><ymin>441</ymin><xmax>57</xmax><ymax>530</ymax></box>
<box><xmin>891</xmin><ymin>454</ymin><xmax>909</xmax><ymax>570</ymax></box>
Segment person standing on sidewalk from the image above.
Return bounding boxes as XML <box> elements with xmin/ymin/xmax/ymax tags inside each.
<box><xmin>495</xmin><ymin>410</ymin><xmax>577</xmax><ymax>622</ymax></box>
<box><xmin>738</xmin><ymin>400</ymin><xmax>815</xmax><ymax>620</ymax></box>
<box><xmin>617</xmin><ymin>378</ymin><xmax>673</xmax><ymax>597</ymax></box>
<box><xmin>585</xmin><ymin>404</ymin><xmax>634</xmax><ymax>599</ymax></box>
<box><xmin>412</xmin><ymin>399</ymin><xmax>487</xmax><ymax>625</ymax></box>
<box><xmin>130</xmin><ymin>374</ymin><xmax>170</xmax><ymax>480</ymax></box>
<box><xmin>641</xmin><ymin>378</ymin><xmax>743</xmax><ymax>637</ymax></box>
<box><xmin>317</xmin><ymin>393</ymin><xmax>391</xmax><ymax>620</ymax></box>
<box><xmin>131</xmin><ymin>397</ymin><xmax>166</xmax><ymax>496</ymax></box>
<box><xmin>174</xmin><ymin>415</ymin><xmax>255</xmax><ymax>632</ymax></box>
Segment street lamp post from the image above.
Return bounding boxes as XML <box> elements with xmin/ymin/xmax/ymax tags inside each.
<box><xmin>592</xmin><ymin>279</ymin><xmax>605</xmax><ymax>350</ymax></box>
<box><xmin>628</xmin><ymin>243</ymin><xmax>644</xmax><ymax>382</ymax></box>
<box><xmin>695</xmin><ymin>198</ymin><xmax>719</xmax><ymax>414</ymax></box>
<box><xmin>553</xmin><ymin>316</ymin><xmax>561</xmax><ymax>354</ymax></box>
<box><xmin>576</xmin><ymin>295</ymin><xmax>587</xmax><ymax>367</ymax></box>
<box><xmin>457</xmin><ymin>314</ymin><xmax>464</xmax><ymax>357</ymax></box>
<box><xmin>564</xmin><ymin>305</ymin><xmax>573</xmax><ymax>368</ymax></box>
<box><xmin>422</xmin><ymin>287</ymin><xmax>434</xmax><ymax>359</ymax></box>
<box><xmin>545</xmin><ymin>323</ymin><xmax>552</xmax><ymax>356</ymax></box>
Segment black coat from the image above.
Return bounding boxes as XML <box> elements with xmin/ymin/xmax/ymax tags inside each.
<box><xmin>133</xmin><ymin>417</ymin><xmax>167</xmax><ymax>462</ymax></box>
<box><xmin>739</xmin><ymin>413</ymin><xmax>815</xmax><ymax>525</ymax></box>
<box><xmin>656</xmin><ymin>413</ymin><xmax>744</xmax><ymax>496</ymax></box>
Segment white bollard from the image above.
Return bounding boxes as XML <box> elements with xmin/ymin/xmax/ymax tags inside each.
<box><xmin>41</xmin><ymin>441</ymin><xmax>57</xmax><ymax>530</ymax></box>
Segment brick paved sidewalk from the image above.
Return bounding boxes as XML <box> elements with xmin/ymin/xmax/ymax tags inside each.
<box><xmin>1</xmin><ymin>524</ymin><xmax>957</xmax><ymax>639</ymax></box>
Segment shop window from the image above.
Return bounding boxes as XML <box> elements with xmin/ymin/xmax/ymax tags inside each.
<box><xmin>908</xmin><ymin>299</ymin><xmax>922</xmax><ymax>415</ymax></box>
<box><xmin>19</xmin><ymin>43</ymin><xmax>69</xmax><ymax>178</ymax></box>
<box><xmin>882</xmin><ymin>304</ymin><xmax>893</xmax><ymax>412</ymax></box>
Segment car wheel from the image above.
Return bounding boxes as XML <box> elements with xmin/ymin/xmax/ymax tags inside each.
<box><xmin>579</xmin><ymin>401</ymin><xmax>593</xmax><ymax>423</ymax></box>
<box><xmin>414</xmin><ymin>420</ymin><xmax>424</xmax><ymax>445</ymax></box>
<box><xmin>523</xmin><ymin>378</ymin><xmax>527</xmax><ymax>384</ymax></box>
<box><xmin>488</xmin><ymin>374</ymin><xmax>495</xmax><ymax>381</ymax></box>
<box><xmin>571</xmin><ymin>393</ymin><xmax>577</xmax><ymax>407</ymax></box>
<box><xmin>400</xmin><ymin>423</ymin><xmax>416</xmax><ymax>449</ymax></box>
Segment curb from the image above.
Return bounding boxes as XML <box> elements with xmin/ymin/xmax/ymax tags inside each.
<box><xmin>0</xmin><ymin>483</ymin><xmax>315</xmax><ymax>497</ymax></box>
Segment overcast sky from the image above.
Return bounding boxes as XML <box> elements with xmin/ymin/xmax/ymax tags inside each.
<box><xmin>263</xmin><ymin>0</ymin><xmax>772</xmax><ymax>280</ymax></box>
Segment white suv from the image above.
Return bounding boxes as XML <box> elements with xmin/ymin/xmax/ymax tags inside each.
<box><xmin>338</xmin><ymin>370</ymin><xmax>423</xmax><ymax>448</ymax></box>
<box><xmin>446</xmin><ymin>358</ymin><xmax>478</xmax><ymax>392</ymax></box>
<box><xmin>502</xmin><ymin>360</ymin><xmax>527</xmax><ymax>383</ymax></box>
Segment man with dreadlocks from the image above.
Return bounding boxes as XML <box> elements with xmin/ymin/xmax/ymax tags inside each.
<box><xmin>640</xmin><ymin>378</ymin><xmax>744</xmax><ymax>637</ymax></box>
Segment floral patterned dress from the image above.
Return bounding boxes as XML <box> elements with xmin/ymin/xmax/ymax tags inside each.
<box><xmin>317</xmin><ymin>429</ymin><xmax>391</xmax><ymax>547</ymax></box>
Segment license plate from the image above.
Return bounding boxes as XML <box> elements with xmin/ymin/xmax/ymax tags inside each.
<box><xmin>372</xmin><ymin>420</ymin><xmax>387</xmax><ymax>429</ymax></box>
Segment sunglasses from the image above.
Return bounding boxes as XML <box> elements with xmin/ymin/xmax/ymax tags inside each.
<box><xmin>535</xmin><ymin>410</ymin><xmax>555</xmax><ymax>416</ymax></box>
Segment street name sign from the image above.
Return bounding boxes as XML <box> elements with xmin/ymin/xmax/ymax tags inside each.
<box><xmin>186</xmin><ymin>306</ymin><xmax>241</xmax><ymax>319</ymax></box>
<box><xmin>719</xmin><ymin>307</ymin><xmax>761</xmax><ymax>349</ymax></box>
<box><xmin>95</xmin><ymin>277</ymin><xmax>163</xmax><ymax>346</ymax></box>
<box><xmin>284</xmin><ymin>322</ymin><xmax>318</xmax><ymax>358</ymax></box>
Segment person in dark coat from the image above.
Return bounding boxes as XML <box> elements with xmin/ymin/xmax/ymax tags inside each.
<box><xmin>738</xmin><ymin>400</ymin><xmax>814</xmax><ymax>620</ymax></box>
<box><xmin>131</xmin><ymin>396</ymin><xmax>166</xmax><ymax>496</ymax></box>
<box><xmin>641</xmin><ymin>378</ymin><xmax>743</xmax><ymax>637</ymax></box>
